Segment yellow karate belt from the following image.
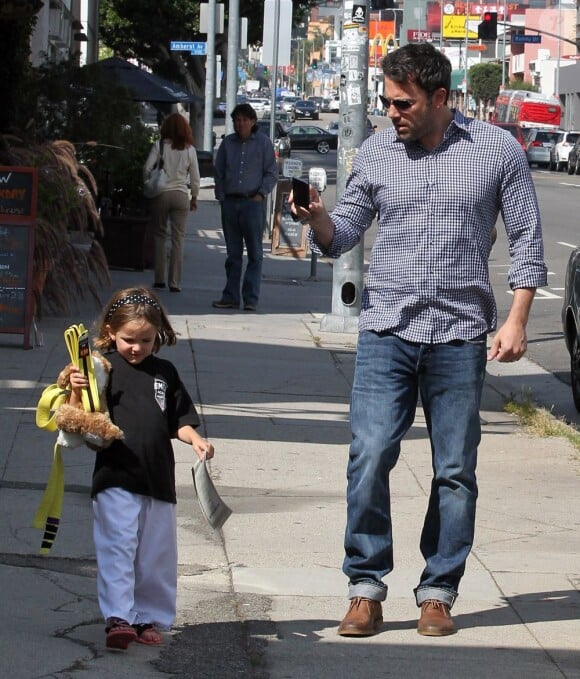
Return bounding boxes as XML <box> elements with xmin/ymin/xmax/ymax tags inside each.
<box><xmin>33</xmin><ymin>323</ymin><xmax>99</xmax><ymax>554</ymax></box>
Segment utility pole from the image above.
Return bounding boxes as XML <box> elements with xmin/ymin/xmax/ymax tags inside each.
<box><xmin>203</xmin><ymin>0</ymin><xmax>216</xmax><ymax>152</ymax></box>
<box><xmin>225</xmin><ymin>0</ymin><xmax>240</xmax><ymax>135</ymax></box>
<box><xmin>320</xmin><ymin>0</ymin><xmax>369</xmax><ymax>334</ymax></box>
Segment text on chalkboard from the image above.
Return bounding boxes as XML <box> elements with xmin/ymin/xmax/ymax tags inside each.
<box><xmin>0</xmin><ymin>169</ymin><xmax>35</xmax><ymax>217</ymax></box>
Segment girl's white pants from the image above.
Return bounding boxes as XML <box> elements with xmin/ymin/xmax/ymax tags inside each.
<box><xmin>92</xmin><ymin>487</ymin><xmax>177</xmax><ymax>630</ymax></box>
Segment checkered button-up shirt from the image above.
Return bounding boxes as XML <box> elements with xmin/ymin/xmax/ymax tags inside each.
<box><xmin>309</xmin><ymin>110</ymin><xmax>548</xmax><ymax>343</ymax></box>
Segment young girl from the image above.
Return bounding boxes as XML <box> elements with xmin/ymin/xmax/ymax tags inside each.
<box><xmin>68</xmin><ymin>286</ymin><xmax>214</xmax><ymax>650</ymax></box>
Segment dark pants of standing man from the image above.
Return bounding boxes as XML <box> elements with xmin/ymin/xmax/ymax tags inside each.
<box><xmin>219</xmin><ymin>196</ymin><xmax>265</xmax><ymax>308</ymax></box>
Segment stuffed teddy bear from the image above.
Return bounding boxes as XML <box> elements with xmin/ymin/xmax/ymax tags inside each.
<box><xmin>54</xmin><ymin>352</ymin><xmax>123</xmax><ymax>450</ymax></box>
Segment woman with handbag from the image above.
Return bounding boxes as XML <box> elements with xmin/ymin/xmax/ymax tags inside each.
<box><xmin>143</xmin><ymin>113</ymin><xmax>200</xmax><ymax>292</ymax></box>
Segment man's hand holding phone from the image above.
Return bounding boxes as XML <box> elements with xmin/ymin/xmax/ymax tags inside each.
<box><xmin>287</xmin><ymin>176</ymin><xmax>334</xmax><ymax>249</ymax></box>
<box><xmin>289</xmin><ymin>177</ymin><xmax>313</xmax><ymax>222</ymax></box>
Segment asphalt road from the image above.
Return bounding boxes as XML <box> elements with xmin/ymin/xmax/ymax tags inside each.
<box><xmin>494</xmin><ymin>168</ymin><xmax>579</xmax><ymax>408</ymax></box>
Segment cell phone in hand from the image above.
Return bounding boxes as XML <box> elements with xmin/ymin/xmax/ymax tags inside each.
<box><xmin>292</xmin><ymin>177</ymin><xmax>310</xmax><ymax>210</ymax></box>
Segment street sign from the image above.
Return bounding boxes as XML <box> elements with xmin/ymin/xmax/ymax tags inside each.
<box><xmin>170</xmin><ymin>41</ymin><xmax>207</xmax><ymax>55</ymax></box>
<box><xmin>511</xmin><ymin>34</ymin><xmax>541</xmax><ymax>44</ymax></box>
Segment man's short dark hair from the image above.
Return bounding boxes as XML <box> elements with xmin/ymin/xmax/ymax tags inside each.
<box><xmin>231</xmin><ymin>103</ymin><xmax>257</xmax><ymax>121</ymax></box>
<box><xmin>381</xmin><ymin>43</ymin><xmax>451</xmax><ymax>101</ymax></box>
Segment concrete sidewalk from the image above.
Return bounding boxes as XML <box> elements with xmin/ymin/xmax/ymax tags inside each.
<box><xmin>0</xmin><ymin>192</ymin><xmax>578</xmax><ymax>678</ymax></box>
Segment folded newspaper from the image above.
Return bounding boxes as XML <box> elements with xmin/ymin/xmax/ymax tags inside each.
<box><xmin>191</xmin><ymin>459</ymin><xmax>232</xmax><ymax>529</ymax></box>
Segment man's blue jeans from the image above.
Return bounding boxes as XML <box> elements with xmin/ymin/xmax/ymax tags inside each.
<box><xmin>343</xmin><ymin>330</ymin><xmax>487</xmax><ymax>608</ymax></box>
<box><xmin>220</xmin><ymin>197</ymin><xmax>265</xmax><ymax>306</ymax></box>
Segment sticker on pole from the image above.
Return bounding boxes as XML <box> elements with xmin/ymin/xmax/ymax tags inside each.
<box><xmin>282</xmin><ymin>158</ymin><xmax>303</xmax><ymax>178</ymax></box>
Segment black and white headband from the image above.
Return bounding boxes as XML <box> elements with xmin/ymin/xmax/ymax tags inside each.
<box><xmin>106</xmin><ymin>294</ymin><xmax>161</xmax><ymax>319</ymax></box>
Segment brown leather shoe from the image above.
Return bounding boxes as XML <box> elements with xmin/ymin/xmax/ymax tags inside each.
<box><xmin>337</xmin><ymin>597</ymin><xmax>383</xmax><ymax>637</ymax></box>
<box><xmin>417</xmin><ymin>599</ymin><xmax>455</xmax><ymax>636</ymax></box>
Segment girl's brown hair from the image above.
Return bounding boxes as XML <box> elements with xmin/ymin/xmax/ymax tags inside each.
<box><xmin>93</xmin><ymin>286</ymin><xmax>177</xmax><ymax>353</ymax></box>
<box><xmin>160</xmin><ymin>112</ymin><xmax>195</xmax><ymax>150</ymax></box>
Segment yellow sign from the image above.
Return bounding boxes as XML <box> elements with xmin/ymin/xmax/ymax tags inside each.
<box><xmin>369</xmin><ymin>20</ymin><xmax>396</xmax><ymax>61</ymax></box>
<box><xmin>442</xmin><ymin>15</ymin><xmax>479</xmax><ymax>40</ymax></box>
<box><xmin>369</xmin><ymin>33</ymin><xmax>396</xmax><ymax>60</ymax></box>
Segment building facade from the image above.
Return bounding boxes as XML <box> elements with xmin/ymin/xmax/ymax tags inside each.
<box><xmin>30</xmin><ymin>0</ymin><xmax>99</xmax><ymax>66</ymax></box>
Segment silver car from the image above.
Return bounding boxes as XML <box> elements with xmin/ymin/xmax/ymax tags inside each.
<box><xmin>524</xmin><ymin>128</ymin><xmax>561</xmax><ymax>168</ymax></box>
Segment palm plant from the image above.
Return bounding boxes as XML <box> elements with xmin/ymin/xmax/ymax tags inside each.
<box><xmin>0</xmin><ymin>132</ymin><xmax>110</xmax><ymax>316</ymax></box>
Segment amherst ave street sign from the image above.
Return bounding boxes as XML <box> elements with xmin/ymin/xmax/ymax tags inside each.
<box><xmin>170</xmin><ymin>41</ymin><xmax>207</xmax><ymax>54</ymax></box>
<box><xmin>511</xmin><ymin>34</ymin><xmax>541</xmax><ymax>44</ymax></box>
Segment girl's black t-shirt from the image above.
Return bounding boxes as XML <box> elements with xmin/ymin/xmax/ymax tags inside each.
<box><xmin>91</xmin><ymin>351</ymin><xmax>200</xmax><ymax>503</ymax></box>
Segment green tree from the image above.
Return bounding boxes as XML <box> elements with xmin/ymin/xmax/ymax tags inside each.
<box><xmin>100</xmin><ymin>0</ymin><xmax>314</xmax><ymax>95</ymax></box>
<box><xmin>0</xmin><ymin>0</ymin><xmax>43</xmax><ymax>133</ymax></box>
<box><xmin>469</xmin><ymin>62</ymin><xmax>502</xmax><ymax>109</ymax></box>
<box><xmin>506</xmin><ymin>79</ymin><xmax>538</xmax><ymax>92</ymax></box>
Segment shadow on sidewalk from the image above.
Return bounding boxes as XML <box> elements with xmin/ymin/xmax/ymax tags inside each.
<box><xmin>159</xmin><ymin>589</ymin><xmax>580</xmax><ymax>678</ymax></box>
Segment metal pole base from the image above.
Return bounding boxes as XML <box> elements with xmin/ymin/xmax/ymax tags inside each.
<box><xmin>319</xmin><ymin>314</ymin><xmax>359</xmax><ymax>334</ymax></box>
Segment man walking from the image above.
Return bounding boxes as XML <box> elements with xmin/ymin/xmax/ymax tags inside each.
<box><xmin>291</xmin><ymin>43</ymin><xmax>547</xmax><ymax>637</ymax></box>
<box><xmin>213</xmin><ymin>103</ymin><xmax>278</xmax><ymax>312</ymax></box>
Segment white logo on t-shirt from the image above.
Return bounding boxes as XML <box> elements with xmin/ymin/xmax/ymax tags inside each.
<box><xmin>154</xmin><ymin>378</ymin><xmax>167</xmax><ymax>412</ymax></box>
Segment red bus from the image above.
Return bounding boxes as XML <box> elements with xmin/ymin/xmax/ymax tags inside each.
<box><xmin>493</xmin><ymin>90</ymin><xmax>561</xmax><ymax>129</ymax></box>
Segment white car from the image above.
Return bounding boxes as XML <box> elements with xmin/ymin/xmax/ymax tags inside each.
<box><xmin>549</xmin><ymin>130</ymin><xmax>580</xmax><ymax>172</ymax></box>
<box><xmin>328</xmin><ymin>96</ymin><xmax>340</xmax><ymax>112</ymax></box>
<box><xmin>248</xmin><ymin>98</ymin><xmax>271</xmax><ymax>117</ymax></box>
<box><xmin>279</xmin><ymin>96</ymin><xmax>300</xmax><ymax>113</ymax></box>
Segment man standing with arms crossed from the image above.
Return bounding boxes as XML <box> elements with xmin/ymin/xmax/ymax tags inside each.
<box><xmin>291</xmin><ymin>43</ymin><xmax>547</xmax><ymax>637</ymax></box>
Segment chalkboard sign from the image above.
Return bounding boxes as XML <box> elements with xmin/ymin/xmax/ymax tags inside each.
<box><xmin>272</xmin><ymin>179</ymin><xmax>308</xmax><ymax>257</ymax></box>
<box><xmin>0</xmin><ymin>167</ymin><xmax>37</xmax><ymax>348</ymax></box>
<box><xmin>0</xmin><ymin>166</ymin><xmax>37</xmax><ymax>220</ymax></box>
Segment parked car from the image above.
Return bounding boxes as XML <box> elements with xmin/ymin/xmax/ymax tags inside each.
<box><xmin>327</xmin><ymin>118</ymin><xmax>376</xmax><ymax>138</ymax></box>
<box><xmin>214</xmin><ymin>100</ymin><xmax>227</xmax><ymax>118</ymax></box>
<box><xmin>327</xmin><ymin>120</ymin><xmax>339</xmax><ymax>135</ymax></box>
<box><xmin>566</xmin><ymin>138</ymin><xmax>580</xmax><ymax>175</ymax></box>
<box><xmin>550</xmin><ymin>130</ymin><xmax>580</xmax><ymax>172</ymax></box>
<box><xmin>561</xmin><ymin>246</ymin><xmax>580</xmax><ymax>411</ymax></box>
<box><xmin>294</xmin><ymin>100</ymin><xmax>319</xmax><ymax>120</ymax></box>
<box><xmin>328</xmin><ymin>95</ymin><xmax>340</xmax><ymax>112</ymax></box>
<box><xmin>286</xmin><ymin>124</ymin><xmax>338</xmax><ymax>154</ymax></box>
<box><xmin>248</xmin><ymin>97</ymin><xmax>271</xmax><ymax>115</ymax></box>
<box><xmin>524</xmin><ymin>128</ymin><xmax>561</xmax><ymax>168</ymax></box>
<box><xmin>491</xmin><ymin>121</ymin><xmax>527</xmax><ymax>154</ymax></box>
<box><xmin>307</xmin><ymin>96</ymin><xmax>324</xmax><ymax>112</ymax></box>
<box><xmin>278</xmin><ymin>96</ymin><xmax>300</xmax><ymax>113</ymax></box>
<box><xmin>256</xmin><ymin>120</ymin><xmax>291</xmax><ymax>158</ymax></box>
<box><xmin>275</xmin><ymin>110</ymin><xmax>295</xmax><ymax>124</ymax></box>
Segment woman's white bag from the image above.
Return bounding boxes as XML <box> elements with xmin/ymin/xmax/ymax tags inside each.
<box><xmin>143</xmin><ymin>141</ymin><xmax>167</xmax><ymax>198</ymax></box>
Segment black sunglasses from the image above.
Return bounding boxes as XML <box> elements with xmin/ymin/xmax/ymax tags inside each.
<box><xmin>379</xmin><ymin>95</ymin><xmax>415</xmax><ymax>111</ymax></box>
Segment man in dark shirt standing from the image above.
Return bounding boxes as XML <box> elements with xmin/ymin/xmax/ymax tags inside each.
<box><xmin>292</xmin><ymin>43</ymin><xmax>547</xmax><ymax>638</ymax></box>
<box><xmin>213</xmin><ymin>103</ymin><xmax>278</xmax><ymax>312</ymax></box>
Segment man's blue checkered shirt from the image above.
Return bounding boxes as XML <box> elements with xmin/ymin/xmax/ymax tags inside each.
<box><xmin>309</xmin><ymin>110</ymin><xmax>548</xmax><ymax>344</ymax></box>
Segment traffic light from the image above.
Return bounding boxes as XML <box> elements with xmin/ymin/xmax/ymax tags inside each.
<box><xmin>311</xmin><ymin>60</ymin><xmax>318</xmax><ymax>70</ymax></box>
<box><xmin>478</xmin><ymin>12</ymin><xmax>497</xmax><ymax>40</ymax></box>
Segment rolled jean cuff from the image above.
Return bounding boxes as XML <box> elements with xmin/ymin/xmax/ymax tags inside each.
<box><xmin>348</xmin><ymin>580</ymin><xmax>388</xmax><ymax>602</ymax></box>
<box><xmin>414</xmin><ymin>586</ymin><xmax>457</xmax><ymax>609</ymax></box>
